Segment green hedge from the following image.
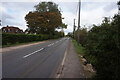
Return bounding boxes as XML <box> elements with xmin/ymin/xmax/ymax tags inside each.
<box><xmin>2</xmin><ymin>33</ymin><xmax>61</xmax><ymax>46</ymax></box>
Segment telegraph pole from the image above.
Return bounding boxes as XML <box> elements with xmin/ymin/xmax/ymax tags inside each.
<box><xmin>73</xmin><ymin>19</ymin><xmax>76</xmax><ymax>39</ymax></box>
<box><xmin>77</xmin><ymin>0</ymin><xmax>81</xmax><ymax>43</ymax></box>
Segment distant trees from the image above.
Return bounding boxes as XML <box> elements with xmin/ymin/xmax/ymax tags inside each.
<box><xmin>25</xmin><ymin>1</ymin><xmax>67</xmax><ymax>36</ymax></box>
<box><xmin>67</xmin><ymin>32</ymin><xmax>73</xmax><ymax>37</ymax></box>
<box><xmin>75</xmin><ymin>28</ymin><xmax>87</xmax><ymax>46</ymax></box>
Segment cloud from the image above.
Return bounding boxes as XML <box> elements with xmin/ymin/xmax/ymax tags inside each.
<box><xmin>80</xmin><ymin>2</ymin><xmax>118</xmax><ymax>28</ymax></box>
<box><xmin>103</xmin><ymin>2</ymin><xmax>118</xmax><ymax>12</ymax></box>
<box><xmin>61</xmin><ymin>1</ymin><xmax>118</xmax><ymax>34</ymax></box>
<box><xmin>0</xmin><ymin>1</ymin><xmax>118</xmax><ymax>34</ymax></box>
<box><xmin>0</xmin><ymin>0</ymin><xmax>118</xmax><ymax>2</ymax></box>
<box><xmin>1</xmin><ymin>2</ymin><xmax>38</xmax><ymax>30</ymax></box>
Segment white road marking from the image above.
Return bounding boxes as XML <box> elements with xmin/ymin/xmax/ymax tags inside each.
<box><xmin>56</xmin><ymin>41</ymin><xmax>59</xmax><ymax>43</ymax></box>
<box><xmin>56</xmin><ymin>48</ymin><xmax>68</xmax><ymax>78</ymax></box>
<box><xmin>23</xmin><ymin>48</ymin><xmax>44</xmax><ymax>58</ymax></box>
<box><xmin>48</xmin><ymin>44</ymin><xmax>52</xmax><ymax>47</ymax></box>
<box><xmin>48</xmin><ymin>43</ymin><xmax>54</xmax><ymax>47</ymax></box>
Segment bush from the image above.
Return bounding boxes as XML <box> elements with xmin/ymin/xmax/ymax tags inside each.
<box><xmin>2</xmin><ymin>33</ymin><xmax>61</xmax><ymax>46</ymax></box>
<box><xmin>75</xmin><ymin>28</ymin><xmax>87</xmax><ymax>46</ymax></box>
<box><xmin>85</xmin><ymin>15</ymin><xmax>120</xmax><ymax>79</ymax></box>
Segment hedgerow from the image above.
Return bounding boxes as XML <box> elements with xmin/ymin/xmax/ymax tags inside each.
<box><xmin>84</xmin><ymin>15</ymin><xmax>120</xmax><ymax>79</ymax></box>
<box><xmin>2</xmin><ymin>33</ymin><xmax>62</xmax><ymax>46</ymax></box>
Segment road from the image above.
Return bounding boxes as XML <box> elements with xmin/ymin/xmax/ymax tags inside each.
<box><xmin>2</xmin><ymin>37</ymin><xmax>69</xmax><ymax>78</ymax></box>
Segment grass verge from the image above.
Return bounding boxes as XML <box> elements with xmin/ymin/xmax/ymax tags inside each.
<box><xmin>72</xmin><ymin>38</ymin><xmax>96</xmax><ymax>78</ymax></box>
<box><xmin>72</xmin><ymin>38</ymin><xmax>85</xmax><ymax>55</ymax></box>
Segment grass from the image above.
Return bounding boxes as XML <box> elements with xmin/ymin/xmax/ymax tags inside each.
<box><xmin>72</xmin><ymin>38</ymin><xmax>85</xmax><ymax>55</ymax></box>
<box><xmin>72</xmin><ymin>38</ymin><xmax>96</xmax><ymax>78</ymax></box>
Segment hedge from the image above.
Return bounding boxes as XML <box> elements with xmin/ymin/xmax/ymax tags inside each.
<box><xmin>84</xmin><ymin>15</ymin><xmax>120</xmax><ymax>79</ymax></box>
<box><xmin>2</xmin><ymin>33</ymin><xmax>61</xmax><ymax>46</ymax></box>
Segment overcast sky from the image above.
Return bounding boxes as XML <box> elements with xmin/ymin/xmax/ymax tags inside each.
<box><xmin>0</xmin><ymin>0</ymin><xmax>119</xmax><ymax>34</ymax></box>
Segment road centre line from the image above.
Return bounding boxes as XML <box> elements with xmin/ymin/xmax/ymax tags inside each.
<box><xmin>60</xmin><ymin>40</ymin><xmax>62</xmax><ymax>41</ymax></box>
<box><xmin>56</xmin><ymin>41</ymin><xmax>59</xmax><ymax>43</ymax></box>
<box><xmin>48</xmin><ymin>44</ymin><xmax>52</xmax><ymax>47</ymax></box>
<box><xmin>48</xmin><ymin>43</ymin><xmax>54</xmax><ymax>47</ymax></box>
<box><xmin>23</xmin><ymin>48</ymin><xmax>44</xmax><ymax>58</ymax></box>
<box><xmin>52</xmin><ymin>43</ymin><xmax>54</xmax><ymax>45</ymax></box>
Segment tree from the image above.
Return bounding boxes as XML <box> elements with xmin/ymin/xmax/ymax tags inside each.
<box><xmin>60</xmin><ymin>23</ymin><xmax>67</xmax><ymax>29</ymax></box>
<box><xmin>117</xmin><ymin>1</ymin><xmax>120</xmax><ymax>5</ymax></box>
<box><xmin>25</xmin><ymin>2</ymin><xmax>63</xmax><ymax>35</ymax></box>
<box><xmin>0</xmin><ymin>20</ymin><xmax>1</xmax><ymax>26</ymax></box>
<box><xmin>75</xmin><ymin>28</ymin><xmax>87</xmax><ymax>46</ymax></box>
<box><xmin>84</xmin><ymin>15</ymin><xmax>120</xmax><ymax>79</ymax></box>
<box><xmin>67</xmin><ymin>32</ymin><xmax>73</xmax><ymax>37</ymax></box>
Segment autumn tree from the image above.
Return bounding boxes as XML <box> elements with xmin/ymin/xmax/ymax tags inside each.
<box><xmin>25</xmin><ymin>2</ymin><xmax>66</xmax><ymax>35</ymax></box>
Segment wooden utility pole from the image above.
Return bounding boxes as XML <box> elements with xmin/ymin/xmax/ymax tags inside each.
<box><xmin>73</xmin><ymin>19</ymin><xmax>76</xmax><ymax>39</ymax></box>
<box><xmin>77</xmin><ymin>0</ymin><xmax>81</xmax><ymax>43</ymax></box>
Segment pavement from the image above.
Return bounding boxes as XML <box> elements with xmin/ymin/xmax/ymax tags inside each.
<box><xmin>2</xmin><ymin>37</ymin><xmax>69</xmax><ymax>78</ymax></box>
<box><xmin>60</xmin><ymin>39</ymin><xmax>85</xmax><ymax>78</ymax></box>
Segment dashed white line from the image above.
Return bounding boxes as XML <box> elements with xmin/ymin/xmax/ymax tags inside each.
<box><xmin>59</xmin><ymin>40</ymin><xmax>62</xmax><ymax>41</ymax></box>
<box><xmin>48</xmin><ymin>44</ymin><xmax>52</xmax><ymax>47</ymax></box>
<box><xmin>23</xmin><ymin>48</ymin><xmax>44</xmax><ymax>58</ymax></box>
<box><xmin>48</xmin><ymin>43</ymin><xmax>54</xmax><ymax>47</ymax></box>
<box><xmin>56</xmin><ymin>41</ymin><xmax>59</xmax><ymax>43</ymax></box>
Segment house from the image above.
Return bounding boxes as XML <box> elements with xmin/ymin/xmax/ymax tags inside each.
<box><xmin>1</xmin><ymin>25</ymin><xmax>23</xmax><ymax>34</ymax></box>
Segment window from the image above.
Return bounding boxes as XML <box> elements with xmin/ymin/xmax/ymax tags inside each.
<box><xmin>16</xmin><ymin>29</ymin><xmax>18</xmax><ymax>32</ymax></box>
<box><xmin>8</xmin><ymin>29</ymin><xmax>11</xmax><ymax>32</ymax></box>
<box><xmin>3</xmin><ymin>29</ymin><xmax>6</xmax><ymax>32</ymax></box>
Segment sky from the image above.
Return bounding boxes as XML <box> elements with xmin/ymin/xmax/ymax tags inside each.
<box><xmin>0</xmin><ymin>0</ymin><xmax>119</xmax><ymax>34</ymax></box>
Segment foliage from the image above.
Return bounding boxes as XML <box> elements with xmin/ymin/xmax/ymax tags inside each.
<box><xmin>0</xmin><ymin>20</ymin><xmax>1</xmax><ymax>26</ymax></box>
<box><xmin>75</xmin><ymin>28</ymin><xmax>87</xmax><ymax>46</ymax></box>
<box><xmin>66</xmin><ymin>32</ymin><xmax>73</xmax><ymax>37</ymax></box>
<box><xmin>34</xmin><ymin>2</ymin><xmax>60</xmax><ymax>13</ymax></box>
<box><xmin>2</xmin><ymin>32</ymin><xmax>63</xmax><ymax>46</ymax></box>
<box><xmin>25</xmin><ymin>1</ymin><xmax>67</xmax><ymax>35</ymax></box>
<box><xmin>25</xmin><ymin>11</ymin><xmax>62</xmax><ymax>34</ymax></box>
<box><xmin>85</xmin><ymin>15</ymin><xmax>120</xmax><ymax>79</ymax></box>
<box><xmin>117</xmin><ymin>1</ymin><xmax>120</xmax><ymax>5</ymax></box>
<box><xmin>60</xmin><ymin>23</ymin><xmax>67</xmax><ymax>29</ymax></box>
<box><xmin>72</xmin><ymin>39</ymin><xmax>85</xmax><ymax>55</ymax></box>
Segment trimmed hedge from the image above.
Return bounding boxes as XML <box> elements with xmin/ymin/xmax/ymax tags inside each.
<box><xmin>2</xmin><ymin>33</ymin><xmax>61</xmax><ymax>46</ymax></box>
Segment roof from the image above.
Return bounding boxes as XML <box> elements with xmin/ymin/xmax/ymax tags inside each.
<box><xmin>2</xmin><ymin>26</ymin><xmax>23</xmax><ymax>30</ymax></box>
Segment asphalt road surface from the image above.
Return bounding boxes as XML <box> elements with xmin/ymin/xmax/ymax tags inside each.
<box><xmin>2</xmin><ymin>37</ymin><xmax>69</xmax><ymax>78</ymax></box>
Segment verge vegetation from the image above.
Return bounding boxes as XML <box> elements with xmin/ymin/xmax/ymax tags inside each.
<box><xmin>70</xmin><ymin>1</ymin><xmax>120</xmax><ymax>79</ymax></box>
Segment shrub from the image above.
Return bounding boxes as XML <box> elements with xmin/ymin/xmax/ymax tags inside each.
<box><xmin>2</xmin><ymin>33</ymin><xmax>61</xmax><ymax>46</ymax></box>
<box><xmin>85</xmin><ymin>15</ymin><xmax>120</xmax><ymax>79</ymax></box>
